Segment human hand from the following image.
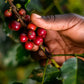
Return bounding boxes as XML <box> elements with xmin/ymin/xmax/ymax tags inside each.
<box><xmin>30</xmin><ymin>13</ymin><xmax>84</xmax><ymax>65</ymax></box>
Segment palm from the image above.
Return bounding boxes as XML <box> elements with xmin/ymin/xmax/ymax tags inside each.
<box><xmin>44</xmin><ymin>16</ymin><xmax>84</xmax><ymax>54</ymax></box>
<box><xmin>44</xmin><ymin>24</ymin><xmax>84</xmax><ymax>65</ymax></box>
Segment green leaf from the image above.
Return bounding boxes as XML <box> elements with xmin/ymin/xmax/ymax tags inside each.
<box><xmin>61</xmin><ymin>57</ymin><xmax>84</xmax><ymax>84</ymax></box>
<box><xmin>30</xmin><ymin>65</ymin><xmax>61</xmax><ymax>84</ymax></box>
<box><xmin>25</xmin><ymin>0</ymin><xmax>31</xmax><ymax>10</ymax></box>
<box><xmin>44</xmin><ymin>65</ymin><xmax>61</xmax><ymax>84</ymax></box>
<box><xmin>16</xmin><ymin>45</ymin><xmax>30</xmax><ymax>63</ymax></box>
<box><xmin>29</xmin><ymin>67</ymin><xmax>44</xmax><ymax>82</ymax></box>
<box><xmin>25</xmin><ymin>0</ymin><xmax>43</xmax><ymax>12</ymax></box>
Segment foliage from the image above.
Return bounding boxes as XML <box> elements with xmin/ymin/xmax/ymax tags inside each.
<box><xmin>61</xmin><ymin>57</ymin><xmax>84</xmax><ymax>84</ymax></box>
<box><xmin>0</xmin><ymin>0</ymin><xmax>84</xmax><ymax>84</ymax></box>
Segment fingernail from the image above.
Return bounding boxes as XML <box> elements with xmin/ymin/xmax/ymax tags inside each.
<box><xmin>33</xmin><ymin>13</ymin><xmax>41</xmax><ymax>18</ymax></box>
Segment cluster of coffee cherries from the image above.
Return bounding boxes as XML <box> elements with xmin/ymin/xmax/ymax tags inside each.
<box><xmin>4</xmin><ymin>6</ymin><xmax>47</xmax><ymax>51</ymax></box>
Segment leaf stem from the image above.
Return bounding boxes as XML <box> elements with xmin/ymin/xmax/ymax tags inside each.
<box><xmin>42</xmin><ymin>59</ymin><xmax>49</xmax><ymax>84</ymax></box>
<box><xmin>51</xmin><ymin>59</ymin><xmax>60</xmax><ymax>68</ymax></box>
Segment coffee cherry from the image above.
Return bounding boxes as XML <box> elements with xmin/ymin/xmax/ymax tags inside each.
<box><xmin>10</xmin><ymin>21</ymin><xmax>21</xmax><ymax>31</ymax></box>
<box><xmin>28</xmin><ymin>30</ymin><xmax>36</xmax><ymax>40</ymax></box>
<box><xmin>37</xmin><ymin>28</ymin><xmax>47</xmax><ymax>38</ymax></box>
<box><xmin>27</xmin><ymin>23</ymin><xmax>37</xmax><ymax>31</ymax></box>
<box><xmin>19</xmin><ymin>9</ymin><xmax>26</xmax><ymax>16</ymax></box>
<box><xmin>25</xmin><ymin>41</ymin><xmax>33</xmax><ymax>50</ymax></box>
<box><xmin>24</xmin><ymin>15</ymin><xmax>30</xmax><ymax>22</ymax></box>
<box><xmin>4</xmin><ymin>9</ymin><xmax>12</xmax><ymax>17</ymax></box>
<box><xmin>33</xmin><ymin>36</ymin><xmax>43</xmax><ymax>46</ymax></box>
<box><xmin>20</xmin><ymin>33</ymin><xmax>28</xmax><ymax>43</ymax></box>
<box><xmin>16</xmin><ymin>3</ymin><xmax>21</xmax><ymax>9</ymax></box>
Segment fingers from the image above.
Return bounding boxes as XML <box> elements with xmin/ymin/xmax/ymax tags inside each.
<box><xmin>31</xmin><ymin>44</ymin><xmax>39</xmax><ymax>51</ymax></box>
<box><xmin>31</xmin><ymin>13</ymin><xmax>82</xmax><ymax>31</ymax></box>
<box><xmin>31</xmin><ymin>49</ymin><xmax>47</xmax><ymax>61</ymax></box>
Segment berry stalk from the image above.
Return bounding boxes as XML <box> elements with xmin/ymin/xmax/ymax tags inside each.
<box><xmin>7</xmin><ymin>0</ymin><xmax>27</xmax><ymax>27</ymax></box>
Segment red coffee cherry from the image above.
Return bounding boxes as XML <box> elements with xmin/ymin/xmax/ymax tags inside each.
<box><xmin>20</xmin><ymin>33</ymin><xmax>28</xmax><ymax>43</ymax></box>
<box><xmin>4</xmin><ymin>9</ymin><xmax>12</xmax><ymax>17</ymax></box>
<box><xmin>27</xmin><ymin>23</ymin><xmax>37</xmax><ymax>31</ymax></box>
<box><xmin>33</xmin><ymin>36</ymin><xmax>43</xmax><ymax>46</ymax></box>
<box><xmin>24</xmin><ymin>15</ymin><xmax>30</xmax><ymax>22</ymax></box>
<box><xmin>37</xmin><ymin>28</ymin><xmax>47</xmax><ymax>38</ymax></box>
<box><xmin>9</xmin><ymin>21</ymin><xmax>21</xmax><ymax>31</ymax></box>
<box><xmin>25</xmin><ymin>41</ymin><xmax>33</xmax><ymax>50</ymax></box>
<box><xmin>28</xmin><ymin>30</ymin><xmax>36</xmax><ymax>40</ymax></box>
<box><xmin>19</xmin><ymin>9</ymin><xmax>26</xmax><ymax>16</ymax></box>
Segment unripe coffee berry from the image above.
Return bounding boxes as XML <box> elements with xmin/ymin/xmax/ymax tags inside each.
<box><xmin>4</xmin><ymin>9</ymin><xmax>12</xmax><ymax>17</ymax></box>
<box><xmin>33</xmin><ymin>36</ymin><xmax>43</xmax><ymax>46</ymax></box>
<box><xmin>28</xmin><ymin>30</ymin><xmax>36</xmax><ymax>40</ymax></box>
<box><xmin>25</xmin><ymin>41</ymin><xmax>33</xmax><ymax>50</ymax></box>
<box><xmin>37</xmin><ymin>28</ymin><xmax>47</xmax><ymax>38</ymax></box>
<box><xmin>19</xmin><ymin>9</ymin><xmax>26</xmax><ymax>16</ymax></box>
<box><xmin>20</xmin><ymin>33</ymin><xmax>28</xmax><ymax>43</ymax></box>
<box><xmin>27</xmin><ymin>23</ymin><xmax>37</xmax><ymax>31</ymax></box>
<box><xmin>16</xmin><ymin>3</ymin><xmax>21</xmax><ymax>9</ymax></box>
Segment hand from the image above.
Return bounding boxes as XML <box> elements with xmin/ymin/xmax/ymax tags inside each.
<box><xmin>30</xmin><ymin>13</ymin><xmax>84</xmax><ymax>65</ymax></box>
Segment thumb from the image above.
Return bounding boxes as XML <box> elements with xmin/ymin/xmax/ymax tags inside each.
<box><xmin>31</xmin><ymin>13</ymin><xmax>81</xmax><ymax>31</ymax></box>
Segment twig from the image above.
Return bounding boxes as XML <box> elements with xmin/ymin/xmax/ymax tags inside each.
<box><xmin>7</xmin><ymin>0</ymin><xmax>27</xmax><ymax>27</ymax></box>
<box><xmin>41</xmin><ymin>59</ymin><xmax>49</xmax><ymax>84</ymax></box>
<box><xmin>40</xmin><ymin>45</ymin><xmax>84</xmax><ymax>57</ymax></box>
<box><xmin>52</xmin><ymin>54</ymin><xmax>84</xmax><ymax>57</ymax></box>
<box><xmin>40</xmin><ymin>45</ymin><xmax>61</xmax><ymax>68</ymax></box>
<box><xmin>51</xmin><ymin>59</ymin><xmax>60</xmax><ymax>68</ymax></box>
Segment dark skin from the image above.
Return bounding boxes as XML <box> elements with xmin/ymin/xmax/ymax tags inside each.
<box><xmin>30</xmin><ymin>13</ymin><xmax>84</xmax><ymax>65</ymax></box>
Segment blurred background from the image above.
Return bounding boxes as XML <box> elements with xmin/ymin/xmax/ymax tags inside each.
<box><xmin>0</xmin><ymin>0</ymin><xmax>84</xmax><ymax>84</ymax></box>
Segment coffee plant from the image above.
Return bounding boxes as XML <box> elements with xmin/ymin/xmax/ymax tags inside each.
<box><xmin>0</xmin><ymin>0</ymin><xmax>84</xmax><ymax>84</ymax></box>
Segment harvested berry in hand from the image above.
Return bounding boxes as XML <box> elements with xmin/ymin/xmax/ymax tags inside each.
<box><xmin>27</xmin><ymin>23</ymin><xmax>37</xmax><ymax>31</ymax></box>
<box><xmin>19</xmin><ymin>9</ymin><xmax>26</xmax><ymax>16</ymax></box>
<box><xmin>4</xmin><ymin>9</ymin><xmax>12</xmax><ymax>17</ymax></box>
<box><xmin>37</xmin><ymin>28</ymin><xmax>47</xmax><ymax>38</ymax></box>
<box><xmin>20</xmin><ymin>33</ymin><xmax>28</xmax><ymax>43</ymax></box>
<box><xmin>24</xmin><ymin>15</ymin><xmax>30</xmax><ymax>22</ymax></box>
<box><xmin>9</xmin><ymin>21</ymin><xmax>21</xmax><ymax>31</ymax></box>
<box><xmin>33</xmin><ymin>36</ymin><xmax>43</xmax><ymax>46</ymax></box>
<box><xmin>25</xmin><ymin>41</ymin><xmax>33</xmax><ymax>50</ymax></box>
<box><xmin>28</xmin><ymin>30</ymin><xmax>36</xmax><ymax>40</ymax></box>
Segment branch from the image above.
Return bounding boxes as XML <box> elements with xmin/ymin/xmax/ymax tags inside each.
<box><xmin>7</xmin><ymin>0</ymin><xmax>27</xmax><ymax>27</ymax></box>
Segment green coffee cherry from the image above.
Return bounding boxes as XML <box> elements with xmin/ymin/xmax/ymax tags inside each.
<box><xmin>16</xmin><ymin>3</ymin><xmax>21</xmax><ymax>9</ymax></box>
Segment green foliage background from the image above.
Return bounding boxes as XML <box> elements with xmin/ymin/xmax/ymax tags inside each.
<box><xmin>0</xmin><ymin>0</ymin><xmax>84</xmax><ymax>84</ymax></box>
